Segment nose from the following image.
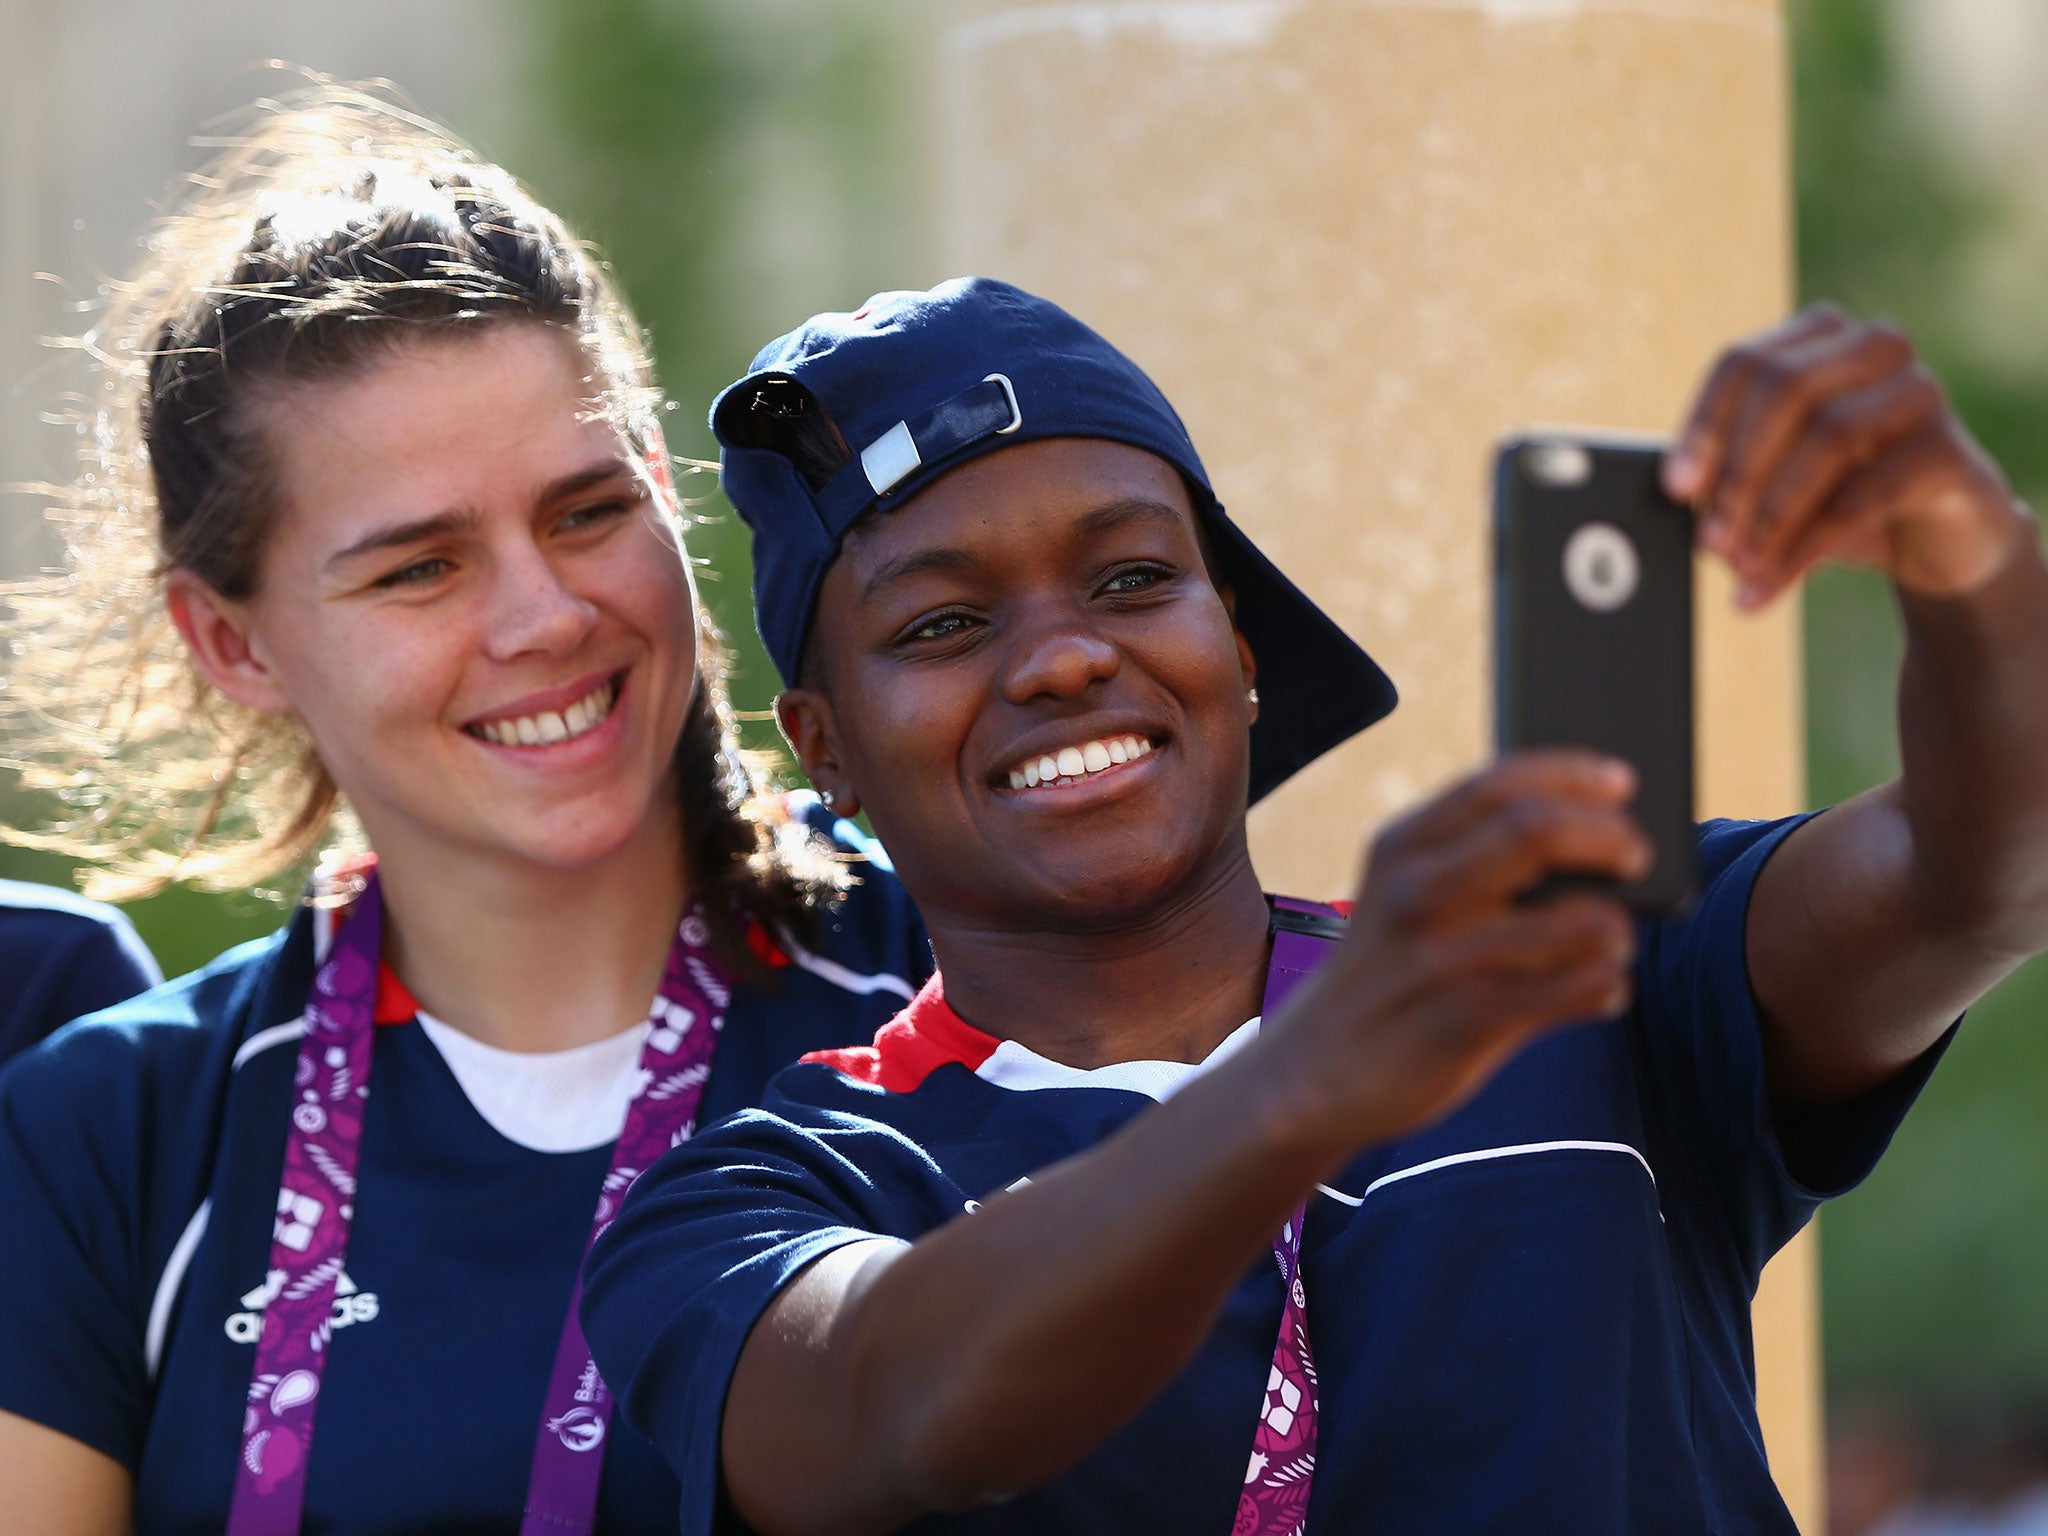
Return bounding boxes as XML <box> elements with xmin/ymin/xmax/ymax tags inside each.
<box><xmin>480</xmin><ymin>543</ymin><xmax>599</xmax><ymax>662</ymax></box>
<box><xmin>1000</xmin><ymin>606</ymin><xmax>1120</xmax><ymax>704</ymax></box>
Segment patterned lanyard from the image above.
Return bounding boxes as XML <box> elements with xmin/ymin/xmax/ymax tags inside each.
<box><xmin>1235</xmin><ymin>899</ymin><xmax>1342</xmax><ymax>1536</ymax></box>
<box><xmin>226</xmin><ymin>872</ymin><xmax>731</xmax><ymax>1536</ymax></box>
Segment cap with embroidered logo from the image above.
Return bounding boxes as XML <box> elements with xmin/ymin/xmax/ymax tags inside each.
<box><xmin>711</xmin><ymin>276</ymin><xmax>1397</xmax><ymax>803</ymax></box>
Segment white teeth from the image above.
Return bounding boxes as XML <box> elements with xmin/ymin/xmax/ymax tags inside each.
<box><xmin>475</xmin><ymin>681</ymin><xmax>617</xmax><ymax>749</ymax></box>
<box><xmin>1007</xmin><ymin>735</ymin><xmax>1154</xmax><ymax>790</ymax></box>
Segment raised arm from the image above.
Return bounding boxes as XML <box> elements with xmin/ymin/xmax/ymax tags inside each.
<box><xmin>718</xmin><ymin>753</ymin><xmax>1648</xmax><ymax>1535</ymax></box>
<box><xmin>1664</xmin><ymin>304</ymin><xmax>2048</xmax><ymax>1104</ymax></box>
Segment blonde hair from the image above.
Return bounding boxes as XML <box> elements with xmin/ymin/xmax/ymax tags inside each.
<box><xmin>4</xmin><ymin>80</ymin><xmax>837</xmax><ymax>961</ymax></box>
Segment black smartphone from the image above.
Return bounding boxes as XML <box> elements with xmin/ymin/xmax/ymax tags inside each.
<box><xmin>1493</xmin><ymin>432</ymin><xmax>1696</xmax><ymax>914</ymax></box>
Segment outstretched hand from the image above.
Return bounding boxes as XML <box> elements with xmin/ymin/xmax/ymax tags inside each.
<box><xmin>1663</xmin><ymin>303</ymin><xmax>2034</xmax><ymax>609</ymax></box>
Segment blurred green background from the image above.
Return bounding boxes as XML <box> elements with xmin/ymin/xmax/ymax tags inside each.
<box><xmin>4</xmin><ymin>0</ymin><xmax>2047</xmax><ymax>1478</ymax></box>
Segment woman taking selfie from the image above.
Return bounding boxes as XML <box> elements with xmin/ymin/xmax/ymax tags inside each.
<box><xmin>0</xmin><ymin>88</ymin><xmax>927</xmax><ymax>1535</ymax></box>
<box><xmin>583</xmin><ymin>278</ymin><xmax>2048</xmax><ymax>1535</ymax></box>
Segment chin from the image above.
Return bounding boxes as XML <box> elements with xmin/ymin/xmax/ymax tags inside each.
<box><xmin>1012</xmin><ymin>855</ymin><xmax>1210</xmax><ymax>933</ymax></box>
<box><xmin>489</xmin><ymin>795</ymin><xmax>668</xmax><ymax>873</ymax></box>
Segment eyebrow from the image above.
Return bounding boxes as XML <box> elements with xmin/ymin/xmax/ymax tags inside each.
<box><xmin>853</xmin><ymin>495</ymin><xmax>1188</xmax><ymax>608</ymax></box>
<box><xmin>1072</xmin><ymin>496</ymin><xmax>1186</xmax><ymax>538</ymax></box>
<box><xmin>321</xmin><ymin>458</ymin><xmax>638</xmax><ymax>572</ymax></box>
<box><xmin>856</xmin><ymin>546</ymin><xmax>982</xmax><ymax>608</ymax></box>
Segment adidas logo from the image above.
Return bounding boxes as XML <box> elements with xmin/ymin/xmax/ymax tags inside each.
<box><xmin>223</xmin><ymin>1264</ymin><xmax>381</xmax><ymax>1344</ymax></box>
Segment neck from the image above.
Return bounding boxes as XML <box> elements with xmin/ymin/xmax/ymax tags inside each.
<box><xmin>366</xmin><ymin>802</ymin><xmax>689</xmax><ymax>1054</ymax></box>
<box><xmin>927</xmin><ymin>850</ymin><xmax>1273</xmax><ymax>1070</ymax></box>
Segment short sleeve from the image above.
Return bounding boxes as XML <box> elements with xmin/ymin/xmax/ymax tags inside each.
<box><xmin>58</xmin><ymin>914</ymin><xmax>163</xmax><ymax>1016</ymax></box>
<box><xmin>1634</xmin><ymin>816</ymin><xmax>1952</xmax><ymax>1276</ymax></box>
<box><xmin>0</xmin><ymin>1028</ymin><xmax>151</xmax><ymax>1465</ymax></box>
<box><xmin>580</xmin><ymin>1095</ymin><xmax>937</xmax><ymax>1536</ymax></box>
<box><xmin>0</xmin><ymin>908</ymin><xmax>162</xmax><ymax>1066</ymax></box>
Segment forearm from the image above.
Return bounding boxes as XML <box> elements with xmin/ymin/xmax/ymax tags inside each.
<box><xmin>1755</xmin><ymin>520</ymin><xmax>2048</xmax><ymax>1101</ymax></box>
<box><xmin>1894</xmin><ymin>517</ymin><xmax>2048</xmax><ymax>948</ymax></box>
<box><xmin>725</xmin><ymin>1026</ymin><xmax>1352</xmax><ymax>1534</ymax></box>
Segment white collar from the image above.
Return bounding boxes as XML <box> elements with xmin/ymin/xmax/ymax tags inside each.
<box><xmin>974</xmin><ymin>1017</ymin><xmax>1262</xmax><ymax>1102</ymax></box>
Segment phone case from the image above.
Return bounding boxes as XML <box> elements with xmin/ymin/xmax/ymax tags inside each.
<box><xmin>1494</xmin><ymin>433</ymin><xmax>1696</xmax><ymax>913</ymax></box>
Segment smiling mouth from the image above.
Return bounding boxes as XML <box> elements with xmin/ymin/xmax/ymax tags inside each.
<box><xmin>466</xmin><ymin>676</ymin><xmax>622</xmax><ymax>747</ymax></box>
<box><xmin>1006</xmin><ymin>733</ymin><xmax>1156</xmax><ymax>790</ymax></box>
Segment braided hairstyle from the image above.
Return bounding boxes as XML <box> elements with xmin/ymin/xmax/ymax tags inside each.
<box><xmin>3</xmin><ymin>81</ymin><xmax>839</xmax><ymax>972</ymax></box>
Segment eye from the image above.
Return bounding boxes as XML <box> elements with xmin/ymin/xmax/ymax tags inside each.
<box><xmin>905</xmin><ymin>611</ymin><xmax>979</xmax><ymax>644</ymax></box>
<box><xmin>1100</xmin><ymin>563</ymin><xmax>1175</xmax><ymax>598</ymax></box>
<box><xmin>374</xmin><ymin>556</ymin><xmax>452</xmax><ymax>589</ymax></box>
<box><xmin>559</xmin><ymin>498</ymin><xmax>633</xmax><ymax>532</ymax></box>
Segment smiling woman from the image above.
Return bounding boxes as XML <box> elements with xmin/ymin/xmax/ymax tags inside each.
<box><xmin>576</xmin><ymin>278</ymin><xmax>2030</xmax><ymax>1536</ymax></box>
<box><xmin>0</xmin><ymin>83</ymin><xmax>931</xmax><ymax>1536</ymax></box>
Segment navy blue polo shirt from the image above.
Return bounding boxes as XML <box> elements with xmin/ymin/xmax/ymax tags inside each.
<box><xmin>0</xmin><ymin>877</ymin><xmax>161</xmax><ymax>1065</ymax></box>
<box><xmin>583</xmin><ymin>816</ymin><xmax>1949</xmax><ymax>1536</ymax></box>
<box><xmin>0</xmin><ymin>804</ymin><xmax>930</xmax><ymax>1535</ymax></box>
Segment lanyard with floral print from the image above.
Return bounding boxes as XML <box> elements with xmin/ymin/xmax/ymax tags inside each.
<box><xmin>1234</xmin><ymin>898</ymin><xmax>1343</xmax><ymax>1536</ymax></box>
<box><xmin>225</xmin><ymin>871</ymin><xmax>731</xmax><ymax>1536</ymax></box>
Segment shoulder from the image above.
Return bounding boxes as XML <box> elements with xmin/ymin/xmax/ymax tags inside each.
<box><xmin>774</xmin><ymin>793</ymin><xmax>931</xmax><ymax>993</ymax></box>
<box><xmin>0</xmin><ymin>878</ymin><xmax>160</xmax><ymax>979</ymax></box>
<box><xmin>1631</xmin><ymin>815</ymin><xmax>1820</xmax><ymax>987</ymax></box>
<box><xmin>0</xmin><ymin>880</ymin><xmax>165</xmax><ymax>1060</ymax></box>
<box><xmin>1691</xmin><ymin>814</ymin><xmax>1819</xmax><ymax>887</ymax></box>
<box><xmin>0</xmin><ymin>916</ymin><xmax>309</xmax><ymax>1135</ymax></box>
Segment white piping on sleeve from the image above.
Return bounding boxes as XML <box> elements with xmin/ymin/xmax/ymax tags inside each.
<box><xmin>146</xmin><ymin>1199</ymin><xmax>210</xmax><ymax>1381</ymax></box>
<box><xmin>776</xmin><ymin>933</ymin><xmax>917</xmax><ymax>1003</ymax></box>
<box><xmin>232</xmin><ymin>1017</ymin><xmax>307</xmax><ymax>1071</ymax></box>
<box><xmin>1317</xmin><ymin>1139</ymin><xmax>1661</xmax><ymax>1213</ymax></box>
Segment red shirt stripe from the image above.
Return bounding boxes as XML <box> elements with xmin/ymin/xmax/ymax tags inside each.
<box><xmin>801</xmin><ymin>975</ymin><xmax>999</xmax><ymax>1093</ymax></box>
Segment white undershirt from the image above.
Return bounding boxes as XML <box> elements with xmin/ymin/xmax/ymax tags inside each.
<box><xmin>974</xmin><ymin>1017</ymin><xmax>1263</xmax><ymax>1102</ymax></box>
<box><xmin>414</xmin><ymin>1011</ymin><xmax>649</xmax><ymax>1154</ymax></box>
<box><xmin>410</xmin><ymin>1011</ymin><xmax>1263</xmax><ymax>1152</ymax></box>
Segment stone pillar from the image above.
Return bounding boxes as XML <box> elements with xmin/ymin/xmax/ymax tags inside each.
<box><xmin>931</xmin><ymin>0</ymin><xmax>1818</xmax><ymax>1526</ymax></box>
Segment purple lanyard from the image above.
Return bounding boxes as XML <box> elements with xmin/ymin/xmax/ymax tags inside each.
<box><xmin>1234</xmin><ymin>899</ymin><xmax>1341</xmax><ymax>1536</ymax></box>
<box><xmin>226</xmin><ymin>872</ymin><xmax>731</xmax><ymax>1536</ymax></box>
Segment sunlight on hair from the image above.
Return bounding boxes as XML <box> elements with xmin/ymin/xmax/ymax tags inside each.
<box><xmin>1</xmin><ymin>75</ymin><xmax>839</xmax><ymax>944</ymax></box>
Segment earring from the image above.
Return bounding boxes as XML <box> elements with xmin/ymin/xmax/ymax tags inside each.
<box><xmin>820</xmin><ymin>790</ymin><xmax>837</xmax><ymax>810</ymax></box>
<box><xmin>1247</xmin><ymin>687</ymin><xmax>1260</xmax><ymax>706</ymax></box>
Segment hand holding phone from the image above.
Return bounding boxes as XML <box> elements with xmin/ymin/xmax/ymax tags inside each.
<box><xmin>1494</xmin><ymin>433</ymin><xmax>1697</xmax><ymax>913</ymax></box>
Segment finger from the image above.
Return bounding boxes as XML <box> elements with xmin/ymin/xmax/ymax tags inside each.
<box><xmin>1755</xmin><ymin>428</ymin><xmax>1968</xmax><ymax>605</ymax></box>
<box><xmin>1741</xmin><ymin>365</ymin><xmax>1942</xmax><ymax>601</ymax></box>
<box><xmin>1379</xmin><ymin>796</ymin><xmax>1652</xmax><ymax>927</ymax></box>
<box><xmin>1707</xmin><ymin>320</ymin><xmax>1909</xmax><ymax>564</ymax></box>
<box><xmin>1375</xmin><ymin>749</ymin><xmax>1636</xmax><ymax>859</ymax></box>
<box><xmin>1435</xmin><ymin>891</ymin><xmax>1636</xmax><ymax>981</ymax></box>
<box><xmin>1666</xmin><ymin>304</ymin><xmax>1850</xmax><ymax>505</ymax></box>
<box><xmin>1480</xmin><ymin>964</ymin><xmax>1636</xmax><ymax>1033</ymax></box>
<box><xmin>1433</xmin><ymin>956</ymin><xmax>1637</xmax><ymax>1059</ymax></box>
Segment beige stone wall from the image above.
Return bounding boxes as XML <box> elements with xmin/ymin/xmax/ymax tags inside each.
<box><xmin>0</xmin><ymin>6</ymin><xmax>518</xmax><ymax>581</ymax></box>
<box><xmin>933</xmin><ymin>0</ymin><xmax>1816</xmax><ymax>1526</ymax></box>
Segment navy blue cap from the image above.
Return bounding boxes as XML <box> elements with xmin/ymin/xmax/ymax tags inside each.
<box><xmin>712</xmin><ymin>276</ymin><xmax>1396</xmax><ymax>803</ymax></box>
